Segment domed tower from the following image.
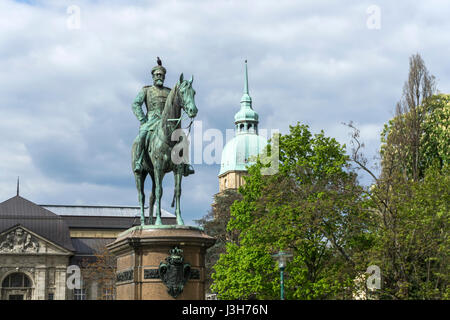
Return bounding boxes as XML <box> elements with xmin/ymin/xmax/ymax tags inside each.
<box><xmin>218</xmin><ymin>61</ymin><xmax>267</xmax><ymax>192</ymax></box>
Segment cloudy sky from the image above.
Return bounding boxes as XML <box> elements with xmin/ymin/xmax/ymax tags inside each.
<box><xmin>1</xmin><ymin>0</ymin><xmax>449</xmax><ymax>225</ymax></box>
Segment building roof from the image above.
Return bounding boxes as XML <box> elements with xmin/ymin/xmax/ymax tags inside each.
<box><xmin>41</xmin><ymin>204</ymin><xmax>175</xmax><ymax>218</ymax></box>
<box><xmin>234</xmin><ymin>60</ymin><xmax>259</xmax><ymax>123</ymax></box>
<box><xmin>0</xmin><ymin>195</ymin><xmax>75</xmax><ymax>252</ymax></box>
<box><xmin>234</xmin><ymin>105</ymin><xmax>259</xmax><ymax>123</ymax></box>
<box><xmin>41</xmin><ymin>204</ymin><xmax>176</xmax><ymax>229</ymax></box>
<box><xmin>0</xmin><ymin>195</ymin><xmax>181</xmax><ymax>266</ymax></box>
<box><xmin>59</xmin><ymin>215</ymin><xmax>174</xmax><ymax>229</ymax></box>
<box><xmin>219</xmin><ymin>133</ymin><xmax>267</xmax><ymax>176</ymax></box>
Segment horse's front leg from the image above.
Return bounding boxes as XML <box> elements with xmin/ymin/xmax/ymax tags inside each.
<box><xmin>153</xmin><ymin>169</ymin><xmax>164</xmax><ymax>226</ymax></box>
<box><xmin>174</xmin><ymin>166</ymin><xmax>184</xmax><ymax>225</ymax></box>
<box><xmin>134</xmin><ymin>173</ymin><xmax>146</xmax><ymax>226</ymax></box>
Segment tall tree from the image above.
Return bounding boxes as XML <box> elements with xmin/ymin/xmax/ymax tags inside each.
<box><xmin>212</xmin><ymin>123</ymin><xmax>370</xmax><ymax>299</ymax></box>
<box><xmin>195</xmin><ymin>189</ymin><xmax>242</xmax><ymax>292</ymax></box>
<box><xmin>419</xmin><ymin>94</ymin><xmax>450</xmax><ymax>171</ymax></box>
<box><xmin>381</xmin><ymin>53</ymin><xmax>436</xmax><ymax>181</ymax></box>
<box><xmin>82</xmin><ymin>246</ymin><xmax>116</xmax><ymax>300</ymax></box>
<box><xmin>348</xmin><ymin>54</ymin><xmax>449</xmax><ymax>299</ymax></box>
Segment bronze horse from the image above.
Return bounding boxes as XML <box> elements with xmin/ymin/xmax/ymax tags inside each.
<box><xmin>131</xmin><ymin>74</ymin><xmax>197</xmax><ymax>225</ymax></box>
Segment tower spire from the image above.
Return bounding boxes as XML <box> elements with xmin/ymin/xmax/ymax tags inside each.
<box><xmin>235</xmin><ymin>60</ymin><xmax>259</xmax><ymax>134</ymax></box>
<box><xmin>240</xmin><ymin>60</ymin><xmax>252</xmax><ymax>107</ymax></box>
<box><xmin>17</xmin><ymin>176</ymin><xmax>19</xmax><ymax>196</ymax></box>
<box><xmin>244</xmin><ymin>59</ymin><xmax>249</xmax><ymax>94</ymax></box>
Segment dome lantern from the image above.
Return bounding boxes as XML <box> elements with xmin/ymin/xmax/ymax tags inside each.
<box><xmin>234</xmin><ymin>60</ymin><xmax>259</xmax><ymax>134</ymax></box>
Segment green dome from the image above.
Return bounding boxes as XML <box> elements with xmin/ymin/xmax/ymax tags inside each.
<box><xmin>219</xmin><ymin>133</ymin><xmax>267</xmax><ymax>176</ymax></box>
<box><xmin>234</xmin><ymin>104</ymin><xmax>259</xmax><ymax>123</ymax></box>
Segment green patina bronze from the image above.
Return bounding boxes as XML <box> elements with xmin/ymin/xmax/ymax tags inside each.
<box><xmin>159</xmin><ymin>247</ymin><xmax>191</xmax><ymax>298</ymax></box>
<box><xmin>131</xmin><ymin>58</ymin><xmax>197</xmax><ymax>226</ymax></box>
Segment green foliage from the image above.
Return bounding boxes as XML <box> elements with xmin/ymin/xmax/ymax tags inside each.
<box><xmin>212</xmin><ymin>243</ymin><xmax>276</xmax><ymax>299</ymax></box>
<box><xmin>421</xmin><ymin>94</ymin><xmax>450</xmax><ymax>171</ymax></box>
<box><xmin>379</xmin><ymin>53</ymin><xmax>436</xmax><ymax>182</ymax></box>
<box><xmin>209</xmin><ymin>55</ymin><xmax>448</xmax><ymax>300</ymax></box>
<box><xmin>212</xmin><ymin>123</ymin><xmax>369</xmax><ymax>299</ymax></box>
<box><xmin>374</xmin><ymin>90</ymin><xmax>449</xmax><ymax>299</ymax></box>
<box><xmin>195</xmin><ymin>189</ymin><xmax>242</xmax><ymax>291</ymax></box>
<box><xmin>380</xmin><ymin>93</ymin><xmax>448</xmax><ymax>181</ymax></box>
<box><xmin>367</xmin><ymin>165</ymin><xmax>449</xmax><ymax>299</ymax></box>
<box><xmin>362</xmin><ymin>55</ymin><xmax>448</xmax><ymax>299</ymax></box>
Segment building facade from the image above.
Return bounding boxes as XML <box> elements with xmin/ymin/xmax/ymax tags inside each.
<box><xmin>0</xmin><ymin>194</ymin><xmax>175</xmax><ymax>300</ymax></box>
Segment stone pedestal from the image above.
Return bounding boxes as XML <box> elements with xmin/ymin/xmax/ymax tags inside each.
<box><xmin>106</xmin><ymin>225</ymin><xmax>215</xmax><ymax>300</ymax></box>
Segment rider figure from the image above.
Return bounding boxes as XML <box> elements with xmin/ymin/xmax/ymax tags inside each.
<box><xmin>132</xmin><ymin>57</ymin><xmax>170</xmax><ymax>173</ymax></box>
<box><xmin>132</xmin><ymin>57</ymin><xmax>194</xmax><ymax>176</ymax></box>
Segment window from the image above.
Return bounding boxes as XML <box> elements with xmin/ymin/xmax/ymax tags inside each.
<box><xmin>48</xmin><ymin>293</ymin><xmax>54</xmax><ymax>300</ymax></box>
<box><xmin>72</xmin><ymin>278</ymin><xmax>87</xmax><ymax>300</ymax></box>
<box><xmin>2</xmin><ymin>273</ymin><xmax>31</xmax><ymax>288</ymax></box>
<box><xmin>73</xmin><ymin>288</ymin><xmax>87</xmax><ymax>300</ymax></box>
<box><xmin>102</xmin><ymin>287</ymin><xmax>115</xmax><ymax>300</ymax></box>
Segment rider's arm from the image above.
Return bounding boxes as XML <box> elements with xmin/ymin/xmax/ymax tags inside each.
<box><xmin>132</xmin><ymin>88</ymin><xmax>147</xmax><ymax>124</ymax></box>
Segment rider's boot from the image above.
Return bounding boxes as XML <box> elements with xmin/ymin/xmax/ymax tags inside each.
<box><xmin>134</xmin><ymin>153</ymin><xmax>145</xmax><ymax>173</ymax></box>
<box><xmin>134</xmin><ymin>131</ymin><xmax>152</xmax><ymax>173</ymax></box>
<box><xmin>134</xmin><ymin>143</ymin><xmax>144</xmax><ymax>173</ymax></box>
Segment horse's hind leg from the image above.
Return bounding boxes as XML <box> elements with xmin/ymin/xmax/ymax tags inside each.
<box><xmin>148</xmin><ymin>172</ymin><xmax>156</xmax><ymax>225</ymax></box>
<box><xmin>153</xmin><ymin>170</ymin><xmax>164</xmax><ymax>226</ymax></box>
<box><xmin>174</xmin><ymin>167</ymin><xmax>184</xmax><ymax>225</ymax></box>
<box><xmin>134</xmin><ymin>173</ymin><xmax>147</xmax><ymax>225</ymax></box>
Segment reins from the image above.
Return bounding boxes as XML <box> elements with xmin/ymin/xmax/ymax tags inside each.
<box><xmin>166</xmin><ymin>82</ymin><xmax>194</xmax><ymax>138</ymax></box>
<box><xmin>156</xmin><ymin>82</ymin><xmax>194</xmax><ymax>147</ymax></box>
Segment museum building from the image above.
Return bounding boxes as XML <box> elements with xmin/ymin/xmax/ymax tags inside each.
<box><xmin>0</xmin><ymin>194</ymin><xmax>175</xmax><ymax>300</ymax></box>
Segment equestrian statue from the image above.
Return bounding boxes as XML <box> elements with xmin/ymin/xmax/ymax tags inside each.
<box><xmin>131</xmin><ymin>57</ymin><xmax>197</xmax><ymax>226</ymax></box>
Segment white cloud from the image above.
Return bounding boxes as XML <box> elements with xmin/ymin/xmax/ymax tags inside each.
<box><xmin>0</xmin><ymin>0</ymin><xmax>449</xmax><ymax>224</ymax></box>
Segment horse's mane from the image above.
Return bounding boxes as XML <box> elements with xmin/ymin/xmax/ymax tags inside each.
<box><xmin>162</xmin><ymin>81</ymin><xmax>180</xmax><ymax>122</ymax></box>
<box><xmin>160</xmin><ymin>81</ymin><xmax>182</xmax><ymax>141</ymax></box>
<box><xmin>164</xmin><ymin>82</ymin><xmax>178</xmax><ymax>113</ymax></box>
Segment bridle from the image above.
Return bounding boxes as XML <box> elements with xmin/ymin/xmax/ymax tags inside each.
<box><xmin>167</xmin><ymin>81</ymin><xmax>195</xmax><ymax>137</ymax></box>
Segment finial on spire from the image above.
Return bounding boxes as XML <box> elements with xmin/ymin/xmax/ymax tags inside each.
<box><xmin>16</xmin><ymin>176</ymin><xmax>19</xmax><ymax>196</ymax></box>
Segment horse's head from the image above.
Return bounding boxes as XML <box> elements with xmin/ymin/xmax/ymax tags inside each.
<box><xmin>177</xmin><ymin>73</ymin><xmax>198</xmax><ymax>119</ymax></box>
